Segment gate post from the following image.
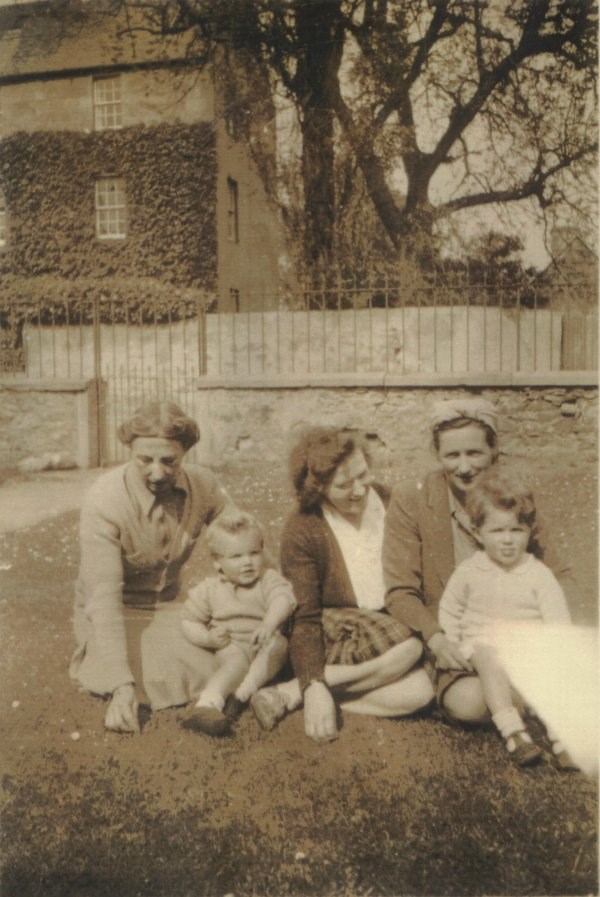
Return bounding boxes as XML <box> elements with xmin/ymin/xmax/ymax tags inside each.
<box><xmin>198</xmin><ymin>295</ymin><xmax>208</xmax><ymax>375</ymax></box>
<box><xmin>92</xmin><ymin>295</ymin><xmax>107</xmax><ymax>465</ymax></box>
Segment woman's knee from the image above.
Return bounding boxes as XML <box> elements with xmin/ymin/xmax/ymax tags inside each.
<box><xmin>442</xmin><ymin>676</ymin><xmax>489</xmax><ymax>724</ymax></box>
<box><xmin>403</xmin><ymin>668</ymin><xmax>435</xmax><ymax>713</ymax></box>
<box><xmin>381</xmin><ymin>636</ymin><xmax>422</xmax><ymax>671</ymax></box>
<box><xmin>404</xmin><ymin>636</ymin><xmax>424</xmax><ymax>665</ymax></box>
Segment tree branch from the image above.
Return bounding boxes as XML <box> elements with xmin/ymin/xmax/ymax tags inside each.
<box><xmin>437</xmin><ymin>139</ymin><xmax>598</xmax><ymax>218</ymax></box>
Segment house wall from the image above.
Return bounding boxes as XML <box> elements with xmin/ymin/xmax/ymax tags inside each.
<box><xmin>0</xmin><ymin>66</ymin><xmax>281</xmax><ymax>308</ymax></box>
<box><xmin>0</xmin><ymin>68</ymin><xmax>214</xmax><ymax>135</ymax></box>
<box><xmin>0</xmin><ymin>124</ymin><xmax>217</xmax><ymax>286</ymax></box>
<box><xmin>216</xmin><ymin>122</ymin><xmax>282</xmax><ymax>312</ymax></box>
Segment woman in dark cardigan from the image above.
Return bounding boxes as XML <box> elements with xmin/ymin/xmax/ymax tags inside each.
<box><xmin>249</xmin><ymin>426</ymin><xmax>434</xmax><ymax>743</ymax></box>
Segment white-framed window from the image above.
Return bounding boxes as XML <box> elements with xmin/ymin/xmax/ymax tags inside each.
<box><xmin>95</xmin><ymin>178</ymin><xmax>127</xmax><ymax>239</ymax></box>
<box><xmin>0</xmin><ymin>190</ymin><xmax>7</xmax><ymax>249</ymax></box>
<box><xmin>227</xmin><ymin>177</ymin><xmax>239</xmax><ymax>242</ymax></box>
<box><xmin>93</xmin><ymin>75</ymin><xmax>123</xmax><ymax>130</ymax></box>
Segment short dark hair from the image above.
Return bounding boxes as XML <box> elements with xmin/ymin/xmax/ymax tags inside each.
<box><xmin>466</xmin><ymin>467</ymin><xmax>541</xmax><ymax>555</ymax></box>
<box><xmin>289</xmin><ymin>426</ymin><xmax>371</xmax><ymax>513</ymax></box>
<box><xmin>117</xmin><ymin>401</ymin><xmax>200</xmax><ymax>451</ymax></box>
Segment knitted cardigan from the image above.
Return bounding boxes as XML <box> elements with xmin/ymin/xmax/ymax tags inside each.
<box><xmin>280</xmin><ymin>483</ymin><xmax>389</xmax><ymax>691</ymax></box>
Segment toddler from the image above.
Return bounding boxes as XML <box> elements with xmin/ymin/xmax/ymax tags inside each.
<box><xmin>180</xmin><ymin>511</ymin><xmax>296</xmax><ymax>736</ymax></box>
<box><xmin>438</xmin><ymin>468</ymin><xmax>573</xmax><ymax>768</ymax></box>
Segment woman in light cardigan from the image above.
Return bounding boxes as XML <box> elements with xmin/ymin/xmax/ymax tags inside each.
<box><xmin>249</xmin><ymin>426</ymin><xmax>434</xmax><ymax>743</ymax></box>
<box><xmin>71</xmin><ymin>401</ymin><xmax>229</xmax><ymax>733</ymax></box>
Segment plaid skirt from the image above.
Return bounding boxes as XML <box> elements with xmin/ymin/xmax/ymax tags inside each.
<box><xmin>322</xmin><ymin>607</ymin><xmax>412</xmax><ymax>665</ymax></box>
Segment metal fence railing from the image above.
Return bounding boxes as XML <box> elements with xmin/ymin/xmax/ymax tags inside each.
<box><xmin>1</xmin><ymin>279</ymin><xmax>597</xmax><ymax>461</ymax></box>
<box><xmin>205</xmin><ymin>276</ymin><xmax>597</xmax><ymax>376</ymax></box>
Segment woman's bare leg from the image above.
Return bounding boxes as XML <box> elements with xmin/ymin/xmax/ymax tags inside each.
<box><xmin>339</xmin><ymin>667</ymin><xmax>434</xmax><ymax>717</ymax></box>
<box><xmin>326</xmin><ymin>638</ymin><xmax>423</xmax><ymax>693</ymax></box>
<box><xmin>273</xmin><ymin>638</ymin><xmax>424</xmax><ymax>711</ymax></box>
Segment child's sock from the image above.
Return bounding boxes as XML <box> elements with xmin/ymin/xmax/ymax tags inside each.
<box><xmin>545</xmin><ymin>726</ymin><xmax>578</xmax><ymax>770</ymax></box>
<box><xmin>492</xmin><ymin>706</ymin><xmax>531</xmax><ymax>744</ymax></box>
<box><xmin>194</xmin><ymin>691</ymin><xmax>225</xmax><ymax>712</ymax></box>
<box><xmin>234</xmin><ymin>685</ymin><xmax>251</xmax><ymax>703</ymax></box>
<box><xmin>545</xmin><ymin>725</ymin><xmax>566</xmax><ymax>755</ymax></box>
<box><xmin>493</xmin><ymin>706</ymin><xmax>542</xmax><ymax>766</ymax></box>
<box><xmin>275</xmin><ymin>679</ymin><xmax>302</xmax><ymax>711</ymax></box>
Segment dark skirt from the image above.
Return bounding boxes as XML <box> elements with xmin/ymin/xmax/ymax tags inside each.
<box><xmin>322</xmin><ymin>607</ymin><xmax>412</xmax><ymax>666</ymax></box>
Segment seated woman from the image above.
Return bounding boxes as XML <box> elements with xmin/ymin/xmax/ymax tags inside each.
<box><xmin>249</xmin><ymin>426</ymin><xmax>434</xmax><ymax>743</ymax></box>
<box><xmin>382</xmin><ymin>397</ymin><xmax>572</xmax><ymax>726</ymax></box>
<box><xmin>70</xmin><ymin>401</ymin><xmax>230</xmax><ymax>733</ymax></box>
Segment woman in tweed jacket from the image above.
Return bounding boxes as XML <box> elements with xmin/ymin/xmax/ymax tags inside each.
<box><xmin>382</xmin><ymin>398</ymin><xmax>573</xmax><ymax>725</ymax></box>
<box><xmin>249</xmin><ymin>427</ymin><xmax>434</xmax><ymax>743</ymax></box>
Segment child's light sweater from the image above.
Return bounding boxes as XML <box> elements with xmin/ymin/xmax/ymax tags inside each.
<box><xmin>182</xmin><ymin>568</ymin><xmax>296</xmax><ymax>649</ymax></box>
<box><xmin>439</xmin><ymin>550</ymin><xmax>571</xmax><ymax>657</ymax></box>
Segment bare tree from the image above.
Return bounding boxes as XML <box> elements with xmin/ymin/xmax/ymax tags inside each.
<box><xmin>59</xmin><ymin>0</ymin><xmax>600</xmax><ymax>273</ymax></box>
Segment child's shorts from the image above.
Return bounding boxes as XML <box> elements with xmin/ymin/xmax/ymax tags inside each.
<box><xmin>434</xmin><ymin>666</ymin><xmax>478</xmax><ymax>721</ymax></box>
<box><xmin>321</xmin><ymin>607</ymin><xmax>412</xmax><ymax>665</ymax></box>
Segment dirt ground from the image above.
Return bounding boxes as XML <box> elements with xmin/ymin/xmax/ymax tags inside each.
<box><xmin>0</xmin><ymin>459</ymin><xmax>598</xmax><ymax>897</ymax></box>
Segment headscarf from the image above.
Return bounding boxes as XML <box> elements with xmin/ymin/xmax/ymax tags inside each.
<box><xmin>430</xmin><ymin>398</ymin><xmax>498</xmax><ymax>434</ymax></box>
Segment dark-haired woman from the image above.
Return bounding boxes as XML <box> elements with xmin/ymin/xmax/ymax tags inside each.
<box><xmin>249</xmin><ymin>426</ymin><xmax>434</xmax><ymax>743</ymax></box>
<box><xmin>71</xmin><ymin>401</ymin><xmax>229</xmax><ymax>733</ymax></box>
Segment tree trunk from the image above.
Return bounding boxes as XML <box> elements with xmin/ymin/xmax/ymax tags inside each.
<box><xmin>294</xmin><ymin>1</ymin><xmax>344</xmax><ymax>274</ymax></box>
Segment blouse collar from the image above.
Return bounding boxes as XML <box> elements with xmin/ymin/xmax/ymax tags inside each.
<box><xmin>125</xmin><ymin>464</ymin><xmax>189</xmax><ymax>517</ymax></box>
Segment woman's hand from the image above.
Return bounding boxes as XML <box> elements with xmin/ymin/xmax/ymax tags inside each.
<box><xmin>303</xmin><ymin>680</ymin><xmax>338</xmax><ymax>743</ymax></box>
<box><xmin>104</xmin><ymin>683</ymin><xmax>140</xmax><ymax>734</ymax></box>
<box><xmin>427</xmin><ymin>632</ymin><xmax>473</xmax><ymax>672</ymax></box>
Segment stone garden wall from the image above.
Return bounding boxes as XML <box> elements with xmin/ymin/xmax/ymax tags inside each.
<box><xmin>194</xmin><ymin>381</ymin><xmax>598</xmax><ymax>478</ymax></box>
<box><xmin>0</xmin><ymin>376</ymin><xmax>596</xmax><ymax>477</ymax></box>
<box><xmin>0</xmin><ymin>380</ymin><xmax>101</xmax><ymax>469</ymax></box>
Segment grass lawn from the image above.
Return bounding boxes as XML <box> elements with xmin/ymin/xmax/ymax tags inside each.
<box><xmin>0</xmin><ymin>459</ymin><xmax>597</xmax><ymax>897</ymax></box>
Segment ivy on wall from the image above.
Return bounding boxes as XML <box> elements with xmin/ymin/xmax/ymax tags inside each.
<box><xmin>0</xmin><ymin>122</ymin><xmax>217</xmax><ymax>303</ymax></box>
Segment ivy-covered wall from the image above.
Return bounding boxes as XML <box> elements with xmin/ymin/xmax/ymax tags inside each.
<box><xmin>0</xmin><ymin>123</ymin><xmax>217</xmax><ymax>298</ymax></box>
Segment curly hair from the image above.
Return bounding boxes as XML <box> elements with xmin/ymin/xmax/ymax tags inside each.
<box><xmin>117</xmin><ymin>401</ymin><xmax>200</xmax><ymax>451</ymax></box>
<box><xmin>289</xmin><ymin>426</ymin><xmax>371</xmax><ymax>513</ymax></box>
<box><xmin>205</xmin><ymin>511</ymin><xmax>264</xmax><ymax>556</ymax></box>
<box><xmin>466</xmin><ymin>467</ymin><xmax>542</xmax><ymax>557</ymax></box>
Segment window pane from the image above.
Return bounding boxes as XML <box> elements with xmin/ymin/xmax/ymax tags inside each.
<box><xmin>93</xmin><ymin>76</ymin><xmax>122</xmax><ymax>130</ymax></box>
<box><xmin>95</xmin><ymin>178</ymin><xmax>126</xmax><ymax>239</ymax></box>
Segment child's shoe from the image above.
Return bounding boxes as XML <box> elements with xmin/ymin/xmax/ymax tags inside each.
<box><xmin>224</xmin><ymin>694</ymin><xmax>245</xmax><ymax>722</ymax></box>
<box><xmin>181</xmin><ymin>705</ymin><xmax>230</xmax><ymax>736</ymax></box>
<box><xmin>250</xmin><ymin>687</ymin><xmax>287</xmax><ymax>731</ymax></box>
<box><xmin>551</xmin><ymin>741</ymin><xmax>578</xmax><ymax>772</ymax></box>
<box><xmin>506</xmin><ymin>731</ymin><xmax>542</xmax><ymax>767</ymax></box>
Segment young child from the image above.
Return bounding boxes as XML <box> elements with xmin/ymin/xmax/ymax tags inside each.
<box><xmin>438</xmin><ymin>468</ymin><xmax>573</xmax><ymax>768</ymax></box>
<box><xmin>180</xmin><ymin>511</ymin><xmax>296</xmax><ymax>736</ymax></box>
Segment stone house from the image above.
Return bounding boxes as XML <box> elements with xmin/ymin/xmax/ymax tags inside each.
<box><xmin>534</xmin><ymin>228</ymin><xmax>598</xmax><ymax>312</ymax></box>
<box><xmin>0</xmin><ymin>0</ymin><xmax>282</xmax><ymax>314</ymax></box>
